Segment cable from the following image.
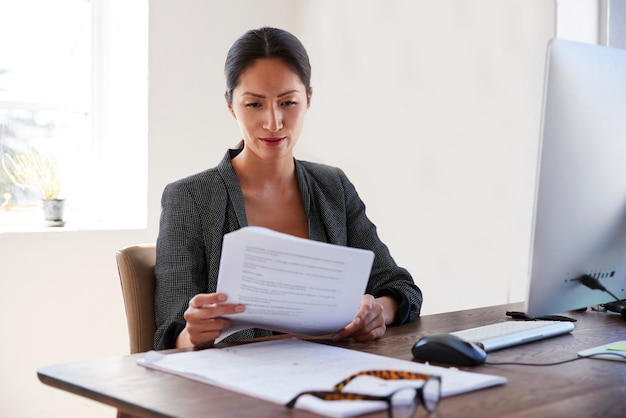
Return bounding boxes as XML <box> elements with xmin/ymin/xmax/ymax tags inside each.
<box><xmin>480</xmin><ymin>275</ymin><xmax>626</xmax><ymax>367</ymax></box>
<box><xmin>485</xmin><ymin>358</ymin><xmax>580</xmax><ymax>366</ymax></box>
<box><xmin>579</xmin><ymin>274</ymin><xmax>625</xmax><ymax>305</ymax></box>
<box><xmin>579</xmin><ymin>274</ymin><xmax>626</xmax><ymax>318</ymax></box>
<box><xmin>485</xmin><ymin>351</ymin><xmax>626</xmax><ymax>367</ymax></box>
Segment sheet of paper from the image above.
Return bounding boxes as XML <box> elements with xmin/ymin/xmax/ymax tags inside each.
<box><xmin>215</xmin><ymin>227</ymin><xmax>375</xmax><ymax>342</ymax></box>
<box><xmin>138</xmin><ymin>339</ymin><xmax>507</xmax><ymax>418</ymax></box>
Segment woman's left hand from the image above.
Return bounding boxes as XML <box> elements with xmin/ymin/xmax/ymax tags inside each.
<box><xmin>332</xmin><ymin>294</ymin><xmax>397</xmax><ymax>342</ymax></box>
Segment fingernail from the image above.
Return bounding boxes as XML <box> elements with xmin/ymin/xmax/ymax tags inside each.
<box><xmin>332</xmin><ymin>334</ymin><xmax>340</xmax><ymax>341</ymax></box>
<box><xmin>217</xmin><ymin>294</ymin><xmax>227</xmax><ymax>302</ymax></box>
<box><xmin>235</xmin><ymin>305</ymin><xmax>245</xmax><ymax>313</ymax></box>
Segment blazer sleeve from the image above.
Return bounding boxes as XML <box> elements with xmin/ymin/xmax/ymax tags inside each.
<box><xmin>339</xmin><ymin>168</ymin><xmax>423</xmax><ymax>324</ymax></box>
<box><xmin>154</xmin><ymin>180</ymin><xmax>208</xmax><ymax>349</ymax></box>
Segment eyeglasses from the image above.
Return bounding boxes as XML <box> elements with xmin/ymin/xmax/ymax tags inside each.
<box><xmin>285</xmin><ymin>369</ymin><xmax>442</xmax><ymax>417</ymax></box>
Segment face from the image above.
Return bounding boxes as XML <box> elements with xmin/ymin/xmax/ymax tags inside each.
<box><xmin>227</xmin><ymin>58</ymin><xmax>310</xmax><ymax>162</ymax></box>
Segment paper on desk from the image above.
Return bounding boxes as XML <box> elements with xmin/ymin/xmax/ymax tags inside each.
<box><xmin>138</xmin><ymin>339</ymin><xmax>507</xmax><ymax>418</ymax></box>
<box><xmin>215</xmin><ymin>227</ymin><xmax>375</xmax><ymax>343</ymax></box>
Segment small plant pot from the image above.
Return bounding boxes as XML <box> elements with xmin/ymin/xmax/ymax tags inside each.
<box><xmin>42</xmin><ymin>199</ymin><xmax>66</xmax><ymax>227</ymax></box>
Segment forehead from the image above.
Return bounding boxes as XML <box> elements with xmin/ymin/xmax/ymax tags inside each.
<box><xmin>236</xmin><ymin>58</ymin><xmax>304</xmax><ymax>95</ymax></box>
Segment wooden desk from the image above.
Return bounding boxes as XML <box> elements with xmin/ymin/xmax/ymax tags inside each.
<box><xmin>38</xmin><ymin>303</ymin><xmax>626</xmax><ymax>417</ymax></box>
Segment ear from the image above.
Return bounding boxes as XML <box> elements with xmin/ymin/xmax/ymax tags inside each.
<box><xmin>225</xmin><ymin>93</ymin><xmax>237</xmax><ymax>119</ymax></box>
<box><xmin>306</xmin><ymin>86</ymin><xmax>313</xmax><ymax>108</ymax></box>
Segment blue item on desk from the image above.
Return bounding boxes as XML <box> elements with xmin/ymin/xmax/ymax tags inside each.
<box><xmin>412</xmin><ymin>333</ymin><xmax>487</xmax><ymax>366</ymax></box>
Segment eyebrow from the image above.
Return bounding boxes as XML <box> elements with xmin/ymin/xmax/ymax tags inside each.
<box><xmin>239</xmin><ymin>89</ymin><xmax>300</xmax><ymax>99</ymax></box>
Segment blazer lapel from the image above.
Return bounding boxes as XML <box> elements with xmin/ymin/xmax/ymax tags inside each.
<box><xmin>217</xmin><ymin>149</ymin><xmax>248</xmax><ymax>229</ymax></box>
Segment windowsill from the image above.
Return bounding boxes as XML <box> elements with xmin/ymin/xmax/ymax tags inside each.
<box><xmin>0</xmin><ymin>207</ymin><xmax>147</xmax><ymax>233</ymax></box>
<box><xmin>0</xmin><ymin>222</ymin><xmax>147</xmax><ymax>234</ymax></box>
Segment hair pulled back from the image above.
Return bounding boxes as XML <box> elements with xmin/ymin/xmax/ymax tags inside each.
<box><xmin>224</xmin><ymin>27</ymin><xmax>311</xmax><ymax>105</ymax></box>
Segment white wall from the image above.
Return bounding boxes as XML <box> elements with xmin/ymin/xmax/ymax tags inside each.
<box><xmin>295</xmin><ymin>1</ymin><xmax>555</xmax><ymax>315</ymax></box>
<box><xmin>557</xmin><ymin>0</ymin><xmax>602</xmax><ymax>43</ymax></box>
<box><xmin>0</xmin><ymin>1</ymin><xmax>556</xmax><ymax>417</ymax></box>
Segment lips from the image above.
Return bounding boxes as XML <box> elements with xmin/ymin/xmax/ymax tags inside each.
<box><xmin>260</xmin><ymin>137</ymin><xmax>286</xmax><ymax>146</ymax></box>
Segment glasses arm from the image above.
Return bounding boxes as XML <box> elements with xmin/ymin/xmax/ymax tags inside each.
<box><xmin>332</xmin><ymin>370</ymin><xmax>434</xmax><ymax>391</ymax></box>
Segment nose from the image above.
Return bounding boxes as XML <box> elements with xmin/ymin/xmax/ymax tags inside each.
<box><xmin>263</xmin><ymin>106</ymin><xmax>283</xmax><ymax>132</ymax></box>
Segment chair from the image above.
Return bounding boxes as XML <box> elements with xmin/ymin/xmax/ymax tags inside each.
<box><xmin>116</xmin><ymin>243</ymin><xmax>157</xmax><ymax>354</ymax></box>
<box><xmin>116</xmin><ymin>244</ymin><xmax>157</xmax><ymax>418</ymax></box>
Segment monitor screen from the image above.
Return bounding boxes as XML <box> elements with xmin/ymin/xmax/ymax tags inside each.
<box><xmin>524</xmin><ymin>39</ymin><xmax>626</xmax><ymax>318</ymax></box>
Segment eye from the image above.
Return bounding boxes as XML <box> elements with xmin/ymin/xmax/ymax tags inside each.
<box><xmin>245</xmin><ymin>102</ymin><xmax>262</xmax><ymax>108</ymax></box>
<box><xmin>281</xmin><ymin>100</ymin><xmax>298</xmax><ymax>107</ymax></box>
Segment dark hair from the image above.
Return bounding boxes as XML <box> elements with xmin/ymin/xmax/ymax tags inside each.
<box><xmin>224</xmin><ymin>27</ymin><xmax>312</xmax><ymax>105</ymax></box>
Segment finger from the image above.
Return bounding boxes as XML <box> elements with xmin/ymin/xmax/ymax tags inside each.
<box><xmin>188</xmin><ymin>327</ymin><xmax>227</xmax><ymax>348</ymax></box>
<box><xmin>352</xmin><ymin>322</ymin><xmax>386</xmax><ymax>342</ymax></box>
<box><xmin>331</xmin><ymin>311</ymin><xmax>369</xmax><ymax>341</ymax></box>
<box><xmin>185</xmin><ymin>303</ymin><xmax>245</xmax><ymax>321</ymax></box>
<box><xmin>187</xmin><ymin>317</ymin><xmax>233</xmax><ymax>334</ymax></box>
<box><xmin>188</xmin><ymin>292</ymin><xmax>228</xmax><ymax>308</ymax></box>
<box><xmin>186</xmin><ymin>317</ymin><xmax>234</xmax><ymax>348</ymax></box>
<box><xmin>333</xmin><ymin>320</ymin><xmax>359</xmax><ymax>341</ymax></box>
<box><xmin>344</xmin><ymin>314</ymin><xmax>386</xmax><ymax>342</ymax></box>
<box><xmin>333</xmin><ymin>300</ymin><xmax>384</xmax><ymax>341</ymax></box>
<box><xmin>352</xmin><ymin>295</ymin><xmax>375</xmax><ymax>325</ymax></box>
<box><xmin>333</xmin><ymin>312</ymin><xmax>372</xmax><ymax>341</ymax></box>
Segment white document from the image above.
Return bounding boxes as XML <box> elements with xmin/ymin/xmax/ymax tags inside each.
<box><xmin>215</xmin><ymin>227</ymin><xmax>375</xmax><ymax>342</ymax></box>
<box><xmin>138</xmin><ymin>338</ymin><xmax>507</xmax><ymax>418</ymax></box>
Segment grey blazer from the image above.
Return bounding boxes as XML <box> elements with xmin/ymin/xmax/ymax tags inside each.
<box><xmin>155</xmin><ymin>148</ymin><xmax>423</xmax><ymax>349</ymax></box>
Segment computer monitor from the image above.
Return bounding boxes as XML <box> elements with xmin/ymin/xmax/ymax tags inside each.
<box><xmin>524</xmin><ymin>38</ymin><xmax>626</xmax><ymax>318</ymax></box>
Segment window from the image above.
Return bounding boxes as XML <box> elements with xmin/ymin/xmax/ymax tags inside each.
<box><xmin>0</xmin><ymin>0</ymin><xmax>147</xmax><ymax>230</ymax></box>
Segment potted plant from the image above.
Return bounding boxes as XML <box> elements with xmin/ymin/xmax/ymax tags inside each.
<box><xmin>2</xmin><ymin>148</ymin><xmax>66</xmax><ymax>226</ymax></box>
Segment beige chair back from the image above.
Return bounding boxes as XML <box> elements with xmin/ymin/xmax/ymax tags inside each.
<box><xmin>116</xmin><ymin>244</ymin><xmax>156</xmax><ymax>354</ymax></box>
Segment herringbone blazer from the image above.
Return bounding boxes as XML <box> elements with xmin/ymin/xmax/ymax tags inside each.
<box><xmin>154</xmin><ymin>148</ymin><xmax>423</xmax><ymax>349</ymax></box>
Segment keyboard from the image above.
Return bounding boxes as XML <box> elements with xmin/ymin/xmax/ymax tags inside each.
<box><xmin>450</xmin><ymin>320</ymin><xmax>575</xmax><ymax>352</ymax></box>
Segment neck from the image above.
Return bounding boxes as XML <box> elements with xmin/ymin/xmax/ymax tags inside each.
<box><xmin>232</xmin><ymin>148</ymin><xmax>295</xmax><ymax>188</ymax></box>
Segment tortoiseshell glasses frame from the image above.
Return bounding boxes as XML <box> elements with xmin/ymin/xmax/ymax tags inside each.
<box><xmin>285</xmin><ymin>369</ymin><xmax>442</xmax><ymax>417</ymax></box>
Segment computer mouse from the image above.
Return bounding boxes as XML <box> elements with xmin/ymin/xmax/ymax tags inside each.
<box><xmin>411</xmin><ymin>333</ymin><xmax>487</xmax><ymax>366</ymax></box>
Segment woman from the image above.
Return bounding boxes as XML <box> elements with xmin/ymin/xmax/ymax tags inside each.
<box><xmin>155</xmin><ymin>27</ymin><xmax>423</xmax><ymax>349</ymax></box>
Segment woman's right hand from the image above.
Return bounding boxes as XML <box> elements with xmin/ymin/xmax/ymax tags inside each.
<box><xmin>176</xmin><ymin>293</ymin><xmax>245</xmax><ymax>349</ymax></box>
